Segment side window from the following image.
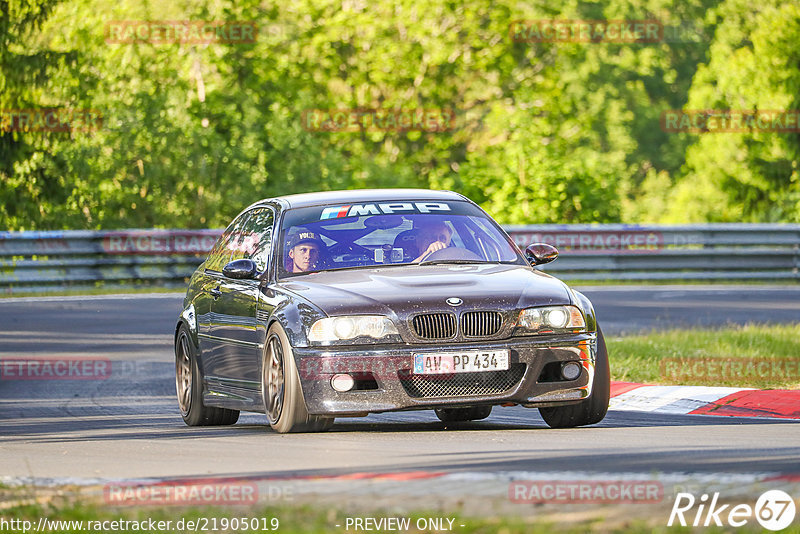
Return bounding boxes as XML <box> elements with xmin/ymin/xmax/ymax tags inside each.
<box><xmin>241</xmin><ymin>208</ymin><xmax>275</xmax><ymax>272</ymax></box>
<box><xmin>205</xmin><ymin>212</ymin><xmax>252</xmax><ymax>272</ymax></box>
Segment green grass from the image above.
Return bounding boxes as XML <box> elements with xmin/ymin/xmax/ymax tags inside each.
<box><xmin>608</xmin><ymin>323</ymin><xmax>800</xmax><ymax>389</ymax></box>
<box><xmin>0</xmin><ymin>286</ymin><xmax>184</xmax><ymax>299</ymax></box>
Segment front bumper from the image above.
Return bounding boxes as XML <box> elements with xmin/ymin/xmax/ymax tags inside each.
<box><xmin>294</xmin><ymin>333</ymin><xmax>597</xmax><ymax>416</ymax></box>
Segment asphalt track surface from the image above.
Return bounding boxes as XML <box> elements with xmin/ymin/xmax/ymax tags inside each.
<box><xmin>1</xmin><ymin>286</ymin><xmax>799</xmax><ymax>522</ymax></box>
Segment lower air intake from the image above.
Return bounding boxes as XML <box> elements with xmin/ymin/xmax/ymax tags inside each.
<box><xmin>398</xmin><ymin>364</ymin><xmax>526</xmax><ymax>398</ymax></box>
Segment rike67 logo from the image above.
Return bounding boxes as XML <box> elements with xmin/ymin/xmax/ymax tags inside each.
<box><xmin>669</xmin><ymin>490</ymin><xmax>796</xmax><ymax>531</ymax></box>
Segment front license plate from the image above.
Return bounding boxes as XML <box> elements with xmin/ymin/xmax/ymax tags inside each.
<box><xmin>413</xmin><ymin>350</ymin><xmax>510</xmax><ymax>375</ymax></box>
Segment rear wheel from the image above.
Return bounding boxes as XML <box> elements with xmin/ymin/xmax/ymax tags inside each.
<box><xmin>175</xmin><ymin>324</ymin><xmax>239</xmax><ymax>426</ymax></box>
<box><xmin>262</xmin><ymin>323</ymin><xmax>334</xmax><ymax>433</ymax></box>
<box><xmin>435</xmin><ymin>405</ymin><xmax>492</xmax><ymax>423</ymax></box>
<box><xmin>539</xmin><ymin>327</ymin><xmax>610</xmax><ymax>428</ymax></box>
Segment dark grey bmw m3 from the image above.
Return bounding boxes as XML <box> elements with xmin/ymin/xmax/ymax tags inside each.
<box><xmin>174</xmin><ymin>189</ymin><xmax>610</xmax><ymax>433</ymax></box>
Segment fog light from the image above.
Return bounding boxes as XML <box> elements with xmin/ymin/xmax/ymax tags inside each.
<box><xmin>331</xmin><ymin>373</ymin><xmax>355</xmax><ymax>392</ymax></box>
<box><xmin>560</xmin><ymin>362</ymin><xmax>582</xmax><ymax>381</ymax></box>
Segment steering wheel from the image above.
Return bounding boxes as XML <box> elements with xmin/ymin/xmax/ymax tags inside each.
<box><xmin>422</xmin><ymin>246</ymin><xmax>483</xmax><ymax>262</ymax></box>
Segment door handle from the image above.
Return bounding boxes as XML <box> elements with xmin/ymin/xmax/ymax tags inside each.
<box><xmin>209</xmin><ymin>287</ymin><xmax>222</xmax><ymax>299</ymax></box>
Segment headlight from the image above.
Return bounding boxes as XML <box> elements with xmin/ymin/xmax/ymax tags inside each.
<box><xmin>309</xmin><ymin>316</ymin><xmax>400</xmax><ymax>343</ymax></box>
<box><xmin>514</xmin><ymin>305</ymin><xmax>585</xmax><ymax>335</ymax></box>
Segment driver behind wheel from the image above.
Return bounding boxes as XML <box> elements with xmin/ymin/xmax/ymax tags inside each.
<box><xmin>286</xmin><ymin>230</ymin><xmax>325</xmax><ymax>272</ymax></box>
<box><xmin>413</xmin><ymin>221</ymin><xmax>453</xmax><ymax>263</ymax></box>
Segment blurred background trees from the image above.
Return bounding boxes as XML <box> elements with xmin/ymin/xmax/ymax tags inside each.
<box><xmin>1</xmin><ymin>0</ymin><xmax>797</xmax><ymax>229</ymax></box>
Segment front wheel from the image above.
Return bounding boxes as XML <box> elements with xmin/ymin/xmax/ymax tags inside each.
<box><xmin>538</xmin><ymin>327</ymin><xmax>610</xmax><ymax>428</ymax></box>
<box><xmin>262</xmin><ymin>323</ymin><xmax>334</xmax><ymax>433</ymax></box>
<box><xmin>175</xmin><ymin>324</ymin><xmax>239</xmax><ymax>426</ymax></box>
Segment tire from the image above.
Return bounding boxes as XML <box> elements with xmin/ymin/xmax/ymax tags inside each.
<box><xmin>435</xmin><ymin>405</ymin><xmax>492</xmax><ymax>423</ymax></box>
<box><xmin>262</xmin><ymin>323</ymin><xmax>334</xmax><ymax>433</ymax></box>
<box><xmin>539</xmin><ymin>326</ymin><xmax>610</xmax><ymax>428</ymax></box>
<box><xmin>175</xmin><ymin>324</ymin><xmax>240</xmax><ymax>426</ymax></box>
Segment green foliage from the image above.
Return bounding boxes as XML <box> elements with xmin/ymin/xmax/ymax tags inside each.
<box><xmin>0</xmin><ymin>0</ymin><xmax>77</xmax><ymax>229</ymax></box>
<box><xmin>0</xmin><ymin>0</ymin><xmax>795</xmax><ymax>229</ymax></box>
<box><xmin>665</xmin><ymin>0</ymin><xmax>800</xmax><ymax>222</ymax></box>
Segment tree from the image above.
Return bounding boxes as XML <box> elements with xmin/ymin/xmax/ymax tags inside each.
<box><xmin>0</xmin><ymin>0</ymin><xmax>77</xmax><ymax>230</ymax></box>
<box><xmin>665</xmin><ymin>0</ymin><xmax>800</xmax><ymax>222</ymax></box>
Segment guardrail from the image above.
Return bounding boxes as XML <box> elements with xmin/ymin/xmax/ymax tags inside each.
<box><xmin>505</xmin><ymin>224</ymin><xmax>800</xmax><ymax>281</ymax></box>
<box><xmin>1</xmin><ymin>224</ymin><xmax>798</xmax><ymax>293</ymax></box>
<box><xmin>0</xmin><ymin>230</ymin><xmax>221</xmax><ymax>293</ymax></box>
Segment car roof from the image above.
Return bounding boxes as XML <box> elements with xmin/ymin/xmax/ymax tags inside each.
<box><xmin>251</xmin><ymin>189</ymin><xmax>467</xmax><ymax>210</ymax></box>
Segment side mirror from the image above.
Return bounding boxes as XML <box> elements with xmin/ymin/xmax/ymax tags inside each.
<box><xmin>525</xmin><ymin>243</ymin><xmax>559</xmax><ymax>266</ymax></box>
<box><xmin>222</xmin><ymin>258</ymin><xmax>259</xmax><ymax>279</ymax></box>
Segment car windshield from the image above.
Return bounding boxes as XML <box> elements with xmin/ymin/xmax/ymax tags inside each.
<box><xmin>278</xmin><ymin>200</ymin><xmax>524</xmax><ymax>276</ymax></box>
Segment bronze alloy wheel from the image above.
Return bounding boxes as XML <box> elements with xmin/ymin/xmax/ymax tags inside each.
<box><xmin>264</xmin><ymin>333</ymin><xmax>286</xmax><ymax>424</ymax></box>
<box><xmin>261</xmin><ymin>323</ymin><xmax>333</xmax><ymax>433</ymax></box>
<box><xmin>174</xmin><ymin>324</ymin><xmax>239</xmax><ymax>426</ymax></box>
<box><xmin>175</xmin><ymin>330</ymin><xmax>193</xmax><ymax>416</ymax></box>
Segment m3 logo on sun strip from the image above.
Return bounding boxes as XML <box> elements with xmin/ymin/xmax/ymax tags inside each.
<box><xmin>320</xmin><ymin>202</ymin><xmax>452</xmax><ymax>220</ymax></box>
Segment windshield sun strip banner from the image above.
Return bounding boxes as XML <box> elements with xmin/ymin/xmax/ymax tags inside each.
<box><xmin>319</xmin><ymin>202</ymin><xmax>453</xmax><ymax>220</ymax></box>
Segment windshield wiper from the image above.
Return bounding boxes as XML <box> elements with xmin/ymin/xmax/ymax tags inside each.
<box><xmin>418</xmin><ymin>259</ymin><xmax>491</xmax><ymax>266</ymax></box>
